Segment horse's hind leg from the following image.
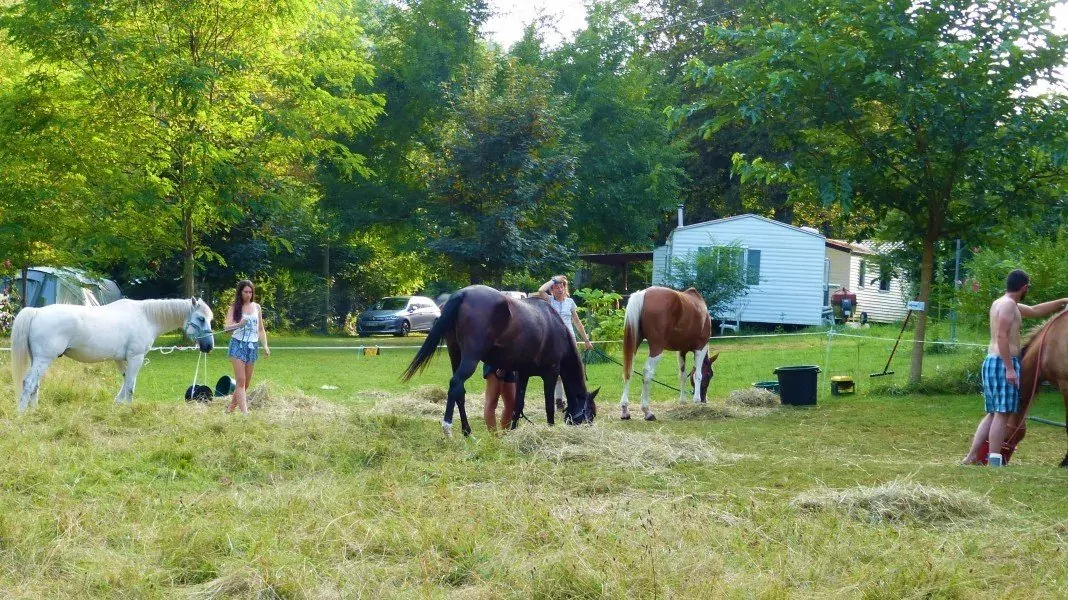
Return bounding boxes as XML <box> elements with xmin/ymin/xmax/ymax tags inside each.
<box><xmin>444</xmin><ymin>356</ymin><xmax>478</xmax><ymax>437</ymax></box>
<box><xmin>641</xmin><ymin>352</ymin><xmax>664</xmax><ymax>421</ymax></box>
<box><xmin>20</xmin><ymin>355</ymin><xmax>55</xmax><ymax>411</ymax></box>
<box><xmin>543</xmin><ymin>374</ymin><xmax>558</xmax><ymax>426</ymax></box>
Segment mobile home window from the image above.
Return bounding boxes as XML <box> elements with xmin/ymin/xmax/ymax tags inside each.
<box><xmin>746</xmin><ymin>249</ymin><xmax>761</xmax><ymax>285</ymax></box>
<box><xmin>858</xmin><ymin>260</ymin><xmax>866</xmax><ymax>288</ymax></box>
<box><xmin>879</xmin><ymin>265</ymin><xmax>892</xmax><ymax>291</ymax></box>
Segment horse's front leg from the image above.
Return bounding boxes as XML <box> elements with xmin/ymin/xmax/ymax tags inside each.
<box><xmin>20</xmin><ymin>356</ymin><xmax>55</xmax><ymax>411</ymax></box>
<box><xmin>1060</xmin><ymin>385</ymin><xmax>1068</xmax><ymax>468</ymax></box>
<box><xmin>114</xmin><ymin>360</ymin><xmax>128</xmax><ymax>404</ymax></box>
<box><xmin>691</xmin><ymin>347</ymin><xmax>708</xmax><ymax>404</ymax></box>
<box><xmin>444</xmin><ymin>357</ymin><xmax>478</xmax><ymax>437</ymax></box>
<box><xmin>511</xmin><ymin>374</ymin><xmax>530</xmax><ymax>430</ymax></box>
<box><xmin>118</xmin><ymin>354</ymin><xmax>145</xmax><ymax>405</ymax></box>
<box><xmin>677</xmin><ymin>351</ymin><xmax>688</xmax><ymax>403</ymax></box>
<box><xmin>641</xmin><ymin>353</ymin><xmax>663</xmax><ymax>421</ymax></box>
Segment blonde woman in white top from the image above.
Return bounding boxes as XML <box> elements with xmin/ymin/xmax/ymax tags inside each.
<box><xmin>537</xmin><ymin>275</ymin><xmax>593</xmax><ymax>408</ymax></box>
<box><xmin>225</xmin><ymin>280</ymin><xmax>270</xmax><ymax>414</ymax></box>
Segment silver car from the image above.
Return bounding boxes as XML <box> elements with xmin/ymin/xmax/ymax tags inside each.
<box><xmin>357</xmin><ymin>296</ymin><xmax>441</xmax><ymax>337</ymax></box>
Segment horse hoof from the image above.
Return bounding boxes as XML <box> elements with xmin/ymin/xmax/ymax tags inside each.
<box><xmin>644</xmin><ymin>414</ymin><xmax>656</xmax><ymax>421</ymax></box>
<box><xmin>621</xmin><ymin>414</ymin><xmax>631</xmax><ymax>420</ymax></box>
<box><xmin>1060</xmin><ymin>455</ymin><xmax>1068</xmax><ymax>468</ymax></box>
<box><xmin>442</xmin><ymin>422</ymin><xmax>453</xmax><ymax>437</ymax></box>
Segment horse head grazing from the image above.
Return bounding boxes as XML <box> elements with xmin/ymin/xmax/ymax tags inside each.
<box><xmin>689</xmin><ymin>351</ymin><xmax>720</xmax><ymax>402</ymax></box>
<box><xmin>184</xmin><ymin>298</ymin><xmax>215</xmax><ymax>353</ymax></box>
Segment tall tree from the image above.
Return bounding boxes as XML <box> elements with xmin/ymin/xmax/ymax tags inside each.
<box><xmin>425</xmin><ymin>56</ymin><xmax>576</xmax><ymax>284</ymax></box>
<box><xmin>1</xmin><ymin>0</ymin><xmax>383</xmax><ymax>296</ymax></box>
<box><xmin>680</xmin><ymin>0</ymin><xmax>1068</xmax><ymax>382</ymax></box>
<box><xmin>543</xmin><ymin>1</ymin><xmax>688</xmax><ymax>252</ymax></box>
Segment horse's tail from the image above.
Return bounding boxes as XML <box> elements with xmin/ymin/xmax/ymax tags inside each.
<box><xmin>622</xmin><ymin>289</ymin><xmax>645</xmax><ymax>378</ymax></box>
<box><xmin>401</xmin><ymin>291</ymin><xmax>463</xmax><ymax>382</ymax></box>
<box><xmin>10</xmin><ymin>307</ymin><xmax>37</xmax><ymax>400</ymax></box>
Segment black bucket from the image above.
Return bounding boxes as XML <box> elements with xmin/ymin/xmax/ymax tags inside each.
<box><xmin>185</xmin><ymin>384</ymin><xmax>213</xmax><ymax>403</ymax></box>
<box><xmin>773</xmin><ymin>365</ymin><xmax>821</xmax><ymax>406</ymax></box>
<box><xmin>215</xmin><ymin>375</ymin><xmax>236</xmax><ymax>397</ymax></box>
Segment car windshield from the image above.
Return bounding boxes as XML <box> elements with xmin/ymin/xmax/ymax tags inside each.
<box><xmin>372</xmin><ymin>297</ymin><xmax>409</xmax><ymax>311</ymax></box>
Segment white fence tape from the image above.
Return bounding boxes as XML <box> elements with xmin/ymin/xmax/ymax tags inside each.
<box><xmin>0</xmin><ymin>329</ymin><xmax>986</xmax><ymax>354</ymax></box>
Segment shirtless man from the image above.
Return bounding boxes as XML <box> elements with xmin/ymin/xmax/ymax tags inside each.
<box><xmin>963</xmin><ymin>269</ymin><xmax>1068</xmax><ymax>466</ymax></box>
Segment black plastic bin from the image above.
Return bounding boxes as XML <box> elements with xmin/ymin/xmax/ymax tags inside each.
<box><xmin>773</xmin><ymin>365</ymin><xmax>821</xmax><ymax>406</ymax></box>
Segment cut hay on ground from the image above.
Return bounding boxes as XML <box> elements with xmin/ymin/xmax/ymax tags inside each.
<box><xmin>240</xmin><ymin>382</ymin><xmax>345</xmax><ymax>418</ymax></box>
<box><xmin>191</xmin><ymin>568</ymin><xmax>281</xmax><ymax>600</ymax></box>
<box><xmin>504</xmin><ymin>424</ymin><xmax>742</xmax><ymax>471</ymax></box>
<box><xmin>663</xmin><ymin>399</ymin><xmax>776</xmax><ymax>421</ymax></box>
<box><xmin>792</xmin><ymin>480</ymin><xmax>994</xmax><ymax>525</ymax></box>
<box><xmin>726</xmin><ymin>388</ymin><xmax>780</xmax><ymax>408</ymax></box>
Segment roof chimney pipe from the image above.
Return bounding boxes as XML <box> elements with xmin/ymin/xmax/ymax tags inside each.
<box><xmin>677</xmin><ymin>203</ymin><xmax>684</xmax><ymax>228</ymax></box>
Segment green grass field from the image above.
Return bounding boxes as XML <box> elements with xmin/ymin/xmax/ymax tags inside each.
<box><xmin>0</xmin><ymin>325</ymin><xmax>1066</xmax><ymax>598</ymax></box>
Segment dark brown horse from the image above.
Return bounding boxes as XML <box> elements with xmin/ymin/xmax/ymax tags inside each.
<box><xmin>401</xmin><ymin>285</ymin><xmax>598</xmax><ymax>436</ymax></box>
<box><xmin>1002</xmin><ymin>311</ymin><xmax>1068</xmax><ymax>466</ymax></box>
<box><xmin>620</xmin><ymin>286</ymin><xmax>719</xmax><ymax>421</ymax></box>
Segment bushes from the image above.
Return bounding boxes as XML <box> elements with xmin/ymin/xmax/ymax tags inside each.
<box><xmin>958</xmin><ymin>227</ymin><xmax>1068</xmax><ymax>328</ymax></box>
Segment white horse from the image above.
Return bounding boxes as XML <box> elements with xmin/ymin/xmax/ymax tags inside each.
<box><xmin>10</xmin><ymin>298</ymin><xmax>215</xmax><ymax>410</ymax></box>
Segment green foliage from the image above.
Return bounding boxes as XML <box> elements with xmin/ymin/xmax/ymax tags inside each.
<box><xmin>425</xmin><ymin>56</ymin><xmax>576</xmax><ymax>283</ymax></box>
<box><xmin>958</xmin><ymin>228</ymin><xmax>1068</xmax><ymax>328</ymax></box>
<box><xmin>682</xmin><ymin>0</ymin><xmax>1068</xmax><ymax>382</ymax></box>
<box><xmin>543</xmin><ymin>0</ymin><xmax>688</xmax><ymax>252</ymax></box>
<box><xmin>665</xmin><ymin>240</ymin><xmax>751</xmax><ymax>317</ymax></box>
<box><xmin>573</xmin><ymin>288</ymin><xmax>625</xmax><ymax>353</ymax></box>
<box><xmin>0</xmin><ymin>0</ymin><xmax>385</xmax><ymax>295</ymax></box>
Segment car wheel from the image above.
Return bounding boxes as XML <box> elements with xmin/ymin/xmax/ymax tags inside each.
<box><xmin>395</xmin><ymin>320</ymin><xmax>410</xmax><ymax>337</ymax></box>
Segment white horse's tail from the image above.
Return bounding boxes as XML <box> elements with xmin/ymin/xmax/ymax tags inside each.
<box><xmin>622</xmin><ymin>289</ymin><xmax>646</xmax><ymax>378</ymax></box>
<box><xmin>10</xmin><ymin>307</ymin><xmax>37</xmax><ymax>401</ymax></box>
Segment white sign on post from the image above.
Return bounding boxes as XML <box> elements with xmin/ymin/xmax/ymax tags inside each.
<box><xmin>907</xmin><ymin>300</ymin><xmax>926</xmax><ymax>312</ymax></box>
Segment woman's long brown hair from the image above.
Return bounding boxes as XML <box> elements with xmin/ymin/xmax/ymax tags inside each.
<box><xmin>231</xmin><ymin>280</ymin><xmax>254</xmax><ymax>325</ymax></box>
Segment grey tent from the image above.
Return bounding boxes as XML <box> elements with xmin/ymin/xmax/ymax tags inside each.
<box><xmin>7</xmin><ymin>267</ymin><xmax>123</xmax><ymax>308</ymax></box>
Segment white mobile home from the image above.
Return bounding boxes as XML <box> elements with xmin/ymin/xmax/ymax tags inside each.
<box><xmin>652</xmin><ymin>214</ymin><xmax>829</xmax><ymax>326</ymax></box>
<box><xmin>826</xmin><ymin>240</ymin><xmax>909</xmax><ymax>323</ymax></box>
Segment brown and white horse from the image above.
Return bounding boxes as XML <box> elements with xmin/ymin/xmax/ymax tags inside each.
<box><xmin>620</xmin><ymin>286</ymin><xmax>719</xmax><ymax>421</ymax></box>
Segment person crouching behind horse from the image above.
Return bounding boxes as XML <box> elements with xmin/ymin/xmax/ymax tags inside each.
<box><xmin>225</xmin><ymin>280</ymin><xmax>270</xmax><ymax>414</ymax></box>
<box><xmin>537</xmin><ymin>275</ymin><xmax>593</xmax><ymax>410</ymax></box>
<box><xmin>483</xmin><ymin>363</ymin><xmax>517</xmax><ymax>431</ymax></box>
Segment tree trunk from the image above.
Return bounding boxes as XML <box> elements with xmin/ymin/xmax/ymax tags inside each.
<box><xmin>323</xmin><ymin>242</ymin><xmax>331</xmax><ymax>334</ymax></box>
<box><xmin>909</xmin><ymin>213</ymin><xmax>941</xmax><ymax>385</ymax></box>
<box><xmin>183</xmin><ymin>209</ymin><xmax>195</xmax><ymax>297</ymax></box>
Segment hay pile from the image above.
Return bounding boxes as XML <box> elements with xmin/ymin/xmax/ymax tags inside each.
<box><xmin>504</xmin><ymin>424</ymin><xmax>742</xmax><ymax>471</ymax></box>
<box><xmin>193</xmin><ymin>568</ymin><xmax>281</xmax><ymax>600</ymax></box>
<box><xmin>726</xmin><ymin>388</ymin><xmax>780</xmax><ymax>408</ymax></box>
<box><xmin>242</xmin><ymin>382</ymin><xmax>345</xmax><ymax>418</ymax></box>
<box><xmin>662</xmin><ymin>390</ymin><xmax>778</xmax><ymax>421</ymax></box>
<box><xmin>792</xmin><ymin>480</ymin><xmax>994</xmax><ymax>525</ymax></box>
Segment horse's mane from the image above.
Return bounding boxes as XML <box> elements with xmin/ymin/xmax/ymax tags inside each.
<box><xmin>138</xmin><ymin>298</ymin><xmax>210</xmax><ymax>325</ymax></box>
<box><xmin>1021</xmin><ymin>313</ymin><xmax>1062</xmax><ymax>360</ymax></box>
